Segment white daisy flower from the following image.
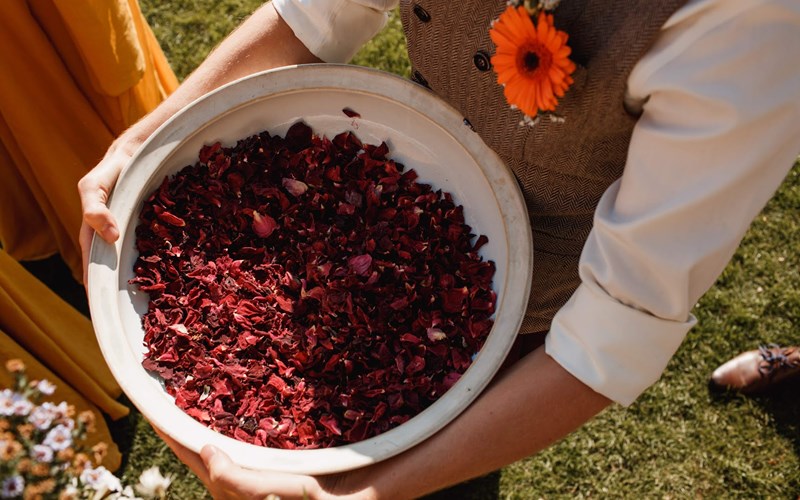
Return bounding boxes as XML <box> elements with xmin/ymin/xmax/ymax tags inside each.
<box><xmin>36</xmin><ymin>379</ymin><xmax>57</xmax><ymax>395</ymax></box>
<box><xmin>43</xmin><ymin>424</ymin><xmax>73</xmax><ymax>451</ymax></box>
<box><xmin>135</xmin><ymin>467</ymin><xmax>172</xmax><ymax>498</ymax></box>
<box><xmin>31</xmin><ymin>444</ymin><xmax>54</xmax><ymax>463</ymax></box>
<box><xmin>80</xmin><ymin>466</ymin><xmax>123</xmax><ymax>494</ymax></box>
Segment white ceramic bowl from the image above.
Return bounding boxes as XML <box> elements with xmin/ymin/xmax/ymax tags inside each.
<box><xmin>88</xmin><ymin>64</ymin><xmax>532</xmax><ymax>474</ymax></box>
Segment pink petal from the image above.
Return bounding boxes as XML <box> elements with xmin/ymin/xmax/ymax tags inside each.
<box><xmin>282</xmin><ymin>178</ymin><xmax>309</xmax><ymax>196</ymax></box>
<box><xmin>252</xmin><ymin>211</ymin><xmax>277</xmax><ymax>238</ymax></box>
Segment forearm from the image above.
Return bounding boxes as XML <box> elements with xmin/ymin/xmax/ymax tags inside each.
<box><xmin>359</xmin><ymin>346</ymin><xmax>611</xmax><ymax>499</ymax></box>
<box><xmin>119</xmin><ymin>2</ymin><xmax>320</xmax><ymax>148</ymax></box>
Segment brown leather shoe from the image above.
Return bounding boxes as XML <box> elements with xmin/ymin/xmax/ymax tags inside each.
<box><xmin>710</xmin><ymin>344</ymin><xmax>800</xmax><ymax>394</ymax></box>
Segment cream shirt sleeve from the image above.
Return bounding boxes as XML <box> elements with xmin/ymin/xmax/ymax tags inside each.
<box><xmin>546</xmin><ymin>0</ymin><xmax>800</xmax><ymax>406</ymax></box>
<box><xmin>272</xmin><ymin>0</ymin><xmax>398</xmax><ymax>62</ymax></box>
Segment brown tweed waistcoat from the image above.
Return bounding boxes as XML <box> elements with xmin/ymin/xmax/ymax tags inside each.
<box><xmin>401</xmin><ymin>0</ymin><xmax>689</xmax><ymax>333</ymax></box>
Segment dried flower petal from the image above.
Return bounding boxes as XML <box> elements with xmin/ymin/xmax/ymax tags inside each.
<box><xmin>132</xmin><ymin>122</ymin><xmax>496</xmax><ymax>449</ymax></box>
<box><xmin>282</xmin><ymin>178</ymin><xmax>309</xmax><ymax>197</ymax></box>
<box><xmin>342</xmin><ymin>108</ymin><xmax>361</xmax><ymax>118</ymax></box>
<box><xmin>427</xmin><ymin>327</ymin><xmax>447</xmax><ymax>342</ymax></box>
<box><xmin>252</xmin><ymin>211</ymin><xmax>278</xmax><ymax>238</ymax></box>
<box><xmin>347</xmin><ymin>254</ymin><xmax>373</xmax><ymax>276</ymax></box>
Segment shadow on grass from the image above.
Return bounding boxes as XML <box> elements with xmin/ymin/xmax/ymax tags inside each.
<box><xmin>105</xmin><ymin>395</ymin><xmax>141</xmax><ymax>471</ymax></box>
<box><xmin>21</xmin><ymin>253</ymin><xmax>89</xmax><ymax>317</ymax></box>
<box><xmin>419</xmin><ymin>471</ymin><xmax>500</xmax><ymax>500</ymax></box>
<box><xmin>709</xmin><ymin>377</ymin><xmax>800</xmax><ymax>458</ymax></box>
<box><xmin>751</xmin><ymin>379</ymin><xmax>800</xmax><ymax>457</ymax></box>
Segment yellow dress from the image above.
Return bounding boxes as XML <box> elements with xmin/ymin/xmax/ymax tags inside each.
<box><xmin>0</xmin><ymin>0</ymin><xmax>179</xmax><ymax>470</ymax></box>
<box><xmin>0</xmin><ymin>0</ymin><xmax>179</xmax><ymax>276</ymax></box>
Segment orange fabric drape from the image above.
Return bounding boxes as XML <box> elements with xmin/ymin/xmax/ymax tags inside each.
<box><xmin>0</xmin><ymin>0</ymin><xmax>178</xmax><ymax>280</ymax></box>
<box><xmin>0</xmin><ymin>251</ymin><xmax>128</xmax><ymax>420</ymax></box>
<box><xmin>0</xmin><ymin>0</ymin><xmax>179</xmax><ymax>471</ymax></box>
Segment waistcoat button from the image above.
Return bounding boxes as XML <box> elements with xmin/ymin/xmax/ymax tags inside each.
<box><xmin>473</xmin><ymin>51</ymin><xmax>492</xmax><ymax>72</ymax></box>
<box><xmin>411</xmin><ymin>70</ymin><xmax>429</xmax><ymax>88</ymax></box>
<box><xmin>413</xmin><ymin>4</ymin><xmax>431</xmax><ymax>22</ymax></box>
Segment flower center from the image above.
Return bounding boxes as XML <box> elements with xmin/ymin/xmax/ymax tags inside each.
<box><xmin>516</xmin><ymin>43</ymin><xmax>549</xmax><ymax>77</ymax></box>
<box><xmin>523</xmin><ymin>51</ymin><xmax>540</xmax><ymax>71</ymax></box>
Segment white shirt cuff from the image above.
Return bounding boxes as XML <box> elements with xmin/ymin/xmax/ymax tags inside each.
<box><xmin>545</xmin><ymin>283</ymin><xmax>696</xmax><ymax>406</ymax></box>
<box><xmin>272</xmin><ymin>0</ymin><xmax>392</xmax><ymax>63</ymax></box>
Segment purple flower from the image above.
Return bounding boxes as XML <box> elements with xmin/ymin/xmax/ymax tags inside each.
<box><xmin>0</xmin><ymin>476</ymin><xmax>24</xmax><ymax>498</ymax></box>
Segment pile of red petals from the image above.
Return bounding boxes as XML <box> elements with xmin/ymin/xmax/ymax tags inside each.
<box><xmin>132</xmin><ymin>122</ymin><xmax>496</xmax><ymax>449</ymax></box>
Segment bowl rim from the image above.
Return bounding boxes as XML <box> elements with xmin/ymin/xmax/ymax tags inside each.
<box><xmin>88</xmin><ymin>63</ymin><xmax>533</xmax><ymax>474</ymax></box>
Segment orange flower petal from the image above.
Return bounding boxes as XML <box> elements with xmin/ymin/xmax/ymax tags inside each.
<box><xmin>489</xmin><ymin>5</ymin><xmax>576</xmax><ymax>117</ymax></box>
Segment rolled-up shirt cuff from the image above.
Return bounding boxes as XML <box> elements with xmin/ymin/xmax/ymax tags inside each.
<box><xmin>545</xmin><ymin>282</ymin><xmax>696</xmax><ymax>406</ymax></box>
<box><xmin>272</xmin><ymin>0</ymin><xmax>390</xmax><ymax>63</ymax></box>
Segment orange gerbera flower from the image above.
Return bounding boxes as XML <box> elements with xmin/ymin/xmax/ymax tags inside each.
<box><xmin>490</xmin><ymin>6</ymin><xmax>576</xmax><ymax>117</ymax></box>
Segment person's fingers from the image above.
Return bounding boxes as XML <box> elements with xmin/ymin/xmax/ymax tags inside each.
<box><xmin>78</xmin><ymin>147</ymin><xmax>130</xmax><ymax>283</ymax></box>
<box><xmin>200</xmin><ymin>445</ymin><xmax>235</xmax><ymax>483</ymax></box>
<box><xmin>78</xmin><ymin>146</ymin><xmax>132</xmax><ymax>241</ymax></box>
<box><xmin>80</xmin><ymin>222</ymin><xmax>94</xmax><ymax>286</ymax></box>
<box><xmin>201</xmin><ymin>445</ymin><xmax>320</xmax><ymax>500</ymax></box>
<box><xmin>78</xmin><ymin>171</ymin><xmax>119</xmax><ymax>288</ymax></box>
<box><xmin>77</xmin><ymin>171</ymin><xmax>119</xmax><ymax>244</ymax></box>
<box><xmin>201</xmin><ymin>445</ymin><xmax>256</xmax><ymax>491</ymax></box>
<box><xmin>151</xmin><ymin>427</ymin><xmax>244</xmax><ymax>497</ymax></box>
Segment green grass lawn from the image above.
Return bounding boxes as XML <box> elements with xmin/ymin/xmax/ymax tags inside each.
<box><xmin>120</xmin><ymin>1</ymin><xmax>800</xmax><ymax>497</ymax></box>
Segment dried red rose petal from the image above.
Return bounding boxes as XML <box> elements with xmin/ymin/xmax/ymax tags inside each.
<box><xmin>132</xmin><ymin>121</ymin><xmax>496</xmax><ymax>449</ymax></box>
<box><xmin>342</xmin><ymin>107</ymin><xmax>361</xmax><ymax>118</ymax></box>
<box><xmin>282</xmin><ymin>178</ymin><xmax>308</xmax><ymax>197</ymax></box>
<box><xmin>347</xmin><ymin>254</ymin><xmax>372</xmax><ymax>276</ymax></box>
<box><xmin>252</xmin><ymin>211</ymin><xmax>277</xmax><ymax>238</ymax></box>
